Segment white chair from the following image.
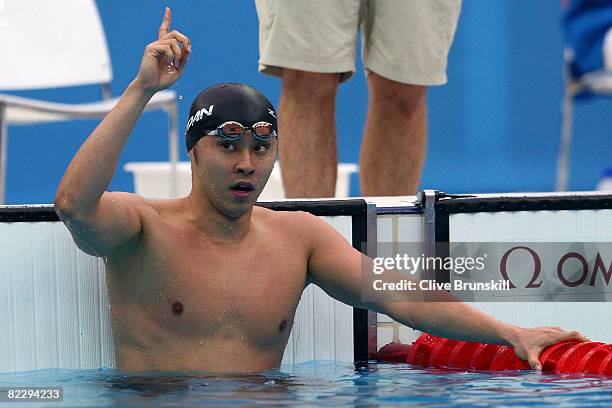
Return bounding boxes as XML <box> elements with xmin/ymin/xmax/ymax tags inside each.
<box><xmin>556</xmin><ymin>26</ymin><xmax>612</xmax><ymax>191</ymax></box>
<box><xmin>0</xmin><ymin>0</ymin><xmax>179</xmax><ymax>204</ymax></box>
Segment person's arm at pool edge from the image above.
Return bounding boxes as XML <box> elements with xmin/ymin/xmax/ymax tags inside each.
<box><xmin>54</xmin><ymin>8</ymin><xmax>191</xmax><ymax>258</ymax></box>
<box><xmin>302</xmin><ymin>212</ymin><xmax>589</xmax><ymax>370</ymax></box>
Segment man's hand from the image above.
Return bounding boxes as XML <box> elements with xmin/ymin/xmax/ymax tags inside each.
<box><xmin>133</xmin><ymin>7</ymin><xmax>192</xmax><ymax>94</ymax></box>
<box><xmin>509</xmin><ymin>326</ymin><xmax>590</xmax><ymax>370</ymax></box>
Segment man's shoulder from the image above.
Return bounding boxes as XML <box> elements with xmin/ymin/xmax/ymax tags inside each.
<box><xmin>254</xmin><ymin>207</ymin><xmax>328</xmax><ymax>240</ymax></box>
<box><xmin>255</xmin><ymin>207</ymin><xmax>319</xmax><ymax>226</ymax></box>
<box><xmin>106</xmin><ymin>192</ymin><xmax>183</xmax><ymax>221</ymax></box>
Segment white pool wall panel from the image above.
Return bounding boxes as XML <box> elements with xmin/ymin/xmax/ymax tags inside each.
<box><xmin>3</xmin><ymin>197</ymin><xmax>612</xmax><ymax>371</ymax></box>
<box><xmin>281</xmin><ymin>215</ymin><xmax>354</xmax><ymax>365</ymax></box>
<box><xmin>0</xmin><ymin>222</ymin><xmax>113</xmax><ymax>372</ymax></box>
<box><xmin>375</xmin><ymin>214</ymin><xmax>424</xmax><ymax>349</ymax></box>
<box><xmin>450</xmin><ymin>209</ymin><xmax>612</xmax><ymax>343</ymax></box>
<box><xmin>0</xmin><ymin>215</ymin><xmax>356</xmax><ymax>372</ymax></box>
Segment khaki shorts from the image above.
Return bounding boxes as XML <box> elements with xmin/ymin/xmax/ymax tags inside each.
<box><xmin>255</xmin><ymin>0</ymin><xmax>462</xmax><ymax>85</ymax></box>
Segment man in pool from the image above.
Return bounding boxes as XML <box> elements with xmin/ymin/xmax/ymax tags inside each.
<box><xmin>55</xmin><ymin>8</ymin><xmax>586</xmax><ymax>372</ymax></box>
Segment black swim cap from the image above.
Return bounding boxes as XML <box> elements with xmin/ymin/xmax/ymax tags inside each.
<box><xmin>185</xmin><ymin>83</ymin><xmax>278</xmax><ymax>151</ymax></box>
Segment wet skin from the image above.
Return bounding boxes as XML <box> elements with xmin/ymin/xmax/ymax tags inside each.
<box><xmin>103</xmin><ymin>133</ymin><xmax>321</xmax><ymax>372</ymax></box>
<box><xmin>105</xmin><ymin>201</ymin><xmax>309</xmax><ymax>372</ymax></box>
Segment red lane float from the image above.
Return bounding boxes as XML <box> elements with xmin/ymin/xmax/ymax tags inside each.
<box><xmin>428</xmin><ymin>338</ymin><xmax>458</xmax><ymax>367</ymax></box>
<box><xmin>405</xmin><ymin>333</ymin><xmax>442</xmax><ymax>366</ymax></box>
<box><xmin>376</xmin><ymin>342</ymin><xmax>412</xmax><ymax>362</ymax></box>
<box><xmin>469</xmin><ymin>343</ymin><xmax>499</xmax><ymax>370</ymax></box>
<box><xmin>556</xmin><ymin>342</ymin><xmax>603</xmax><ymax>373</ymax></box>
<box><xmin>577</xmin><ymin>344</ymin><xmax>612</xmax><ymax>374</ymax></box>
<box><xmin>448</xmin><ymin>341</ymin><xmax>481</xmax><ymax>369</ymax></box>
<box><xmin>539</xmin><ymin>341</ymin><xmax>579</xmax><ymax>372</ymax></box>
<box><xmin>489</xmin><ymin>346</ymin><xmax>531</xmax><ymax>370</ymax></box>
<box><xmin>597</xmin><ymin>353</ymin><xmax>612</xmax><ymax>375</ymax></box>
<box><xmin>377</xmin><ymin>333</ymin><xmax>612</xmax><ymax>375</ymax></box>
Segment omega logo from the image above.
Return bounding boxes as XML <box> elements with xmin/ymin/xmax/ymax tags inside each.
<box><xmin>499</xmin><ymin>246</ymin><xmax>612</xmax><ymax>289</ymax></box>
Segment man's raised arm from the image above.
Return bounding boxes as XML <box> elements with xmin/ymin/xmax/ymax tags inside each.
<box><xmin>302</xmin><ymin>212</ymin><xmax>588</xmax><ymax>370</ymax></box>
<box><xmin>54</xmin><ymin>8</ymin><xmax>191</xmax><ymax>258</ymax></box>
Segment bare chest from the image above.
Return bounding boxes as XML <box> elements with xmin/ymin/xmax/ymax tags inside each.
<box><xmin>106</xmin><ymin>222</ymin><xmax>308</xmax><ymax>348</ymax></box>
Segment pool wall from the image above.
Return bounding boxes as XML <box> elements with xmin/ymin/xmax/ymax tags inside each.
<box><xmin>0</xmin><ymin>218</ymin><xmax>113</xmax><ymax>372</ymax></box>
<box><xmin>0</xmin><ymin>201</ymin><xmax>375</xmax><ymax>372</ymax></box>
<box><xmin>449</xmin><ymin>205</ymin><xmax>612</xmax><ymax>343</ymax></box>
<box><xmin>2</xmin><ymin>193</ymin><xmax>612</xmax><ymax>372</ymax></box>
<box><xmin>373</xmin><ymin>192</ymin><xmax>612</xmax><ymax>351</ymax></box>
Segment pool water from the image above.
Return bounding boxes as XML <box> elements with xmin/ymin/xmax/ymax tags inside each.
<box><xmin>1</xmin><ymin>361</ymin><xmax>612</xmax><ymax>407</ymax></box>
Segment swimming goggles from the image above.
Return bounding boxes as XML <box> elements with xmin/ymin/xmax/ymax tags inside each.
<box><xmin>206</xmin><ymin>121</ymin><xmax>277</xmax><ymax>142</ymax></box>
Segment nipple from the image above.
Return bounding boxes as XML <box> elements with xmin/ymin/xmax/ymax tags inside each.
<box><xmin>172</xmin><ymin>301</ymin><xmax>184</xmax><ymax>315</ymax></box>
<box><xmin>278</xmin><ymin>319</ymin><xmax>287</xmax><ymax>332</ymax></box>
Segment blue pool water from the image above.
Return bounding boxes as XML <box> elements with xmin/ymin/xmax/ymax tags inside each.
<box><xmin>1</xmin><ymin>361</ymin><xmax>612</xmax><ymax>407</ymax></box>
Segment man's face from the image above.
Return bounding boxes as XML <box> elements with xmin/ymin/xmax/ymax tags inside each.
<box><xmin>190</xmin><ymin>131</ymin><xmax>278</xmax><ymax>217</ymax></box>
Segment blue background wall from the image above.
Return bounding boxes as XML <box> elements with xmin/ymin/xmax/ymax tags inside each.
<box><xmin>4</xmin><ymin>0</ymin><xmax>611</xmax><ymax>204</ymax></box>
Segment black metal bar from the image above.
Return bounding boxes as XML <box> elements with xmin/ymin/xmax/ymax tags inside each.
<box><xmin>0</xmin><ymin>200</ymin><xmax>369</xmax><ymax>223</ymax></box>
<box><xmin>258</xmin><ymin>199</ymin><xmax>368</xmax><ymax>216</ymax></box>
<box><xmin>0</xmin><ymin>205</ymin><xmax>59</xmax><ymax>222</ymax></box>
<box><xmin>434</xmin><ymin>210</ymin><xmax>451</xmax><ymax>283</ymax></box>
<box><xmin>352</xmin><ymin>208</ymin><xmax>370</xmax><ymax>367</ymax></box>
<box><xmin>436</xmin><ymin>194</ymin><xmax>612</xmax><ymax>214</ymax></box>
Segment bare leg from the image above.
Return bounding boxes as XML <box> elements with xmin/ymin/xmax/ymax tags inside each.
<box><xmin>279</xmin><ymin>69</ymin><xmax>340</xmax><ymax>198</ymax></box>
<box><xmin>360</xmin><ymin>72</ymin><xmax>427</xmax><ymax>196</ymax></box>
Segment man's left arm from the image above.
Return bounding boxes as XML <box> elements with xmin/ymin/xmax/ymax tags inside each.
<box><xmin>303</xmin><ymin>213</ymin><xmax>588</xmax><ymax>370</ymax></box>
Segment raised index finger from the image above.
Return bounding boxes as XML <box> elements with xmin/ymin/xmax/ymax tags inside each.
<box><xmin>158</xmin><ymin>7</ymin><xmax>171</xmax><ymax>40</ymax></box>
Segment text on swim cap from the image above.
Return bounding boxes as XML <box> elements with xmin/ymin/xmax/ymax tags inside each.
<box><xmin>185</xmin><ymin>105</ymin><xmax>214</xmax><ymax>133</ymax></box>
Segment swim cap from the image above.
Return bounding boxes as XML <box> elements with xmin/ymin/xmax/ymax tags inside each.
<box><xmin>185</xmin><ymin>83</ymin><xmax>278</xmax><ymax>151</ymax></box>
